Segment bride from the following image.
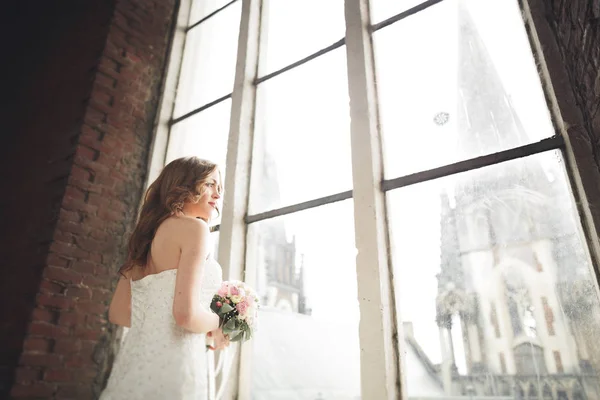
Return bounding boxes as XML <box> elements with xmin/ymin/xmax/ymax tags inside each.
<box><xmin>100</xmin><ymin>156</ymin><xmax>230</xmax><ymax>400</ymax></box>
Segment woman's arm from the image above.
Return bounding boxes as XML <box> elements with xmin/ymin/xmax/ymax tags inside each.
<box><xmin>172</xmin><ymin>218</ymin><xmax>220</xmax><ymax>333</ymax></box>
<box><xmin>108</xmin><ymin>276</ymin><xmax>131</xmax><ymax>327</ymax></box>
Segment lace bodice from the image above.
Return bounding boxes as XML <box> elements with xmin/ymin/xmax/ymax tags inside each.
<box><xmin>99</xmin><ymin>257</ymin><xmax>223</xmax><ymax>400</ymax></box>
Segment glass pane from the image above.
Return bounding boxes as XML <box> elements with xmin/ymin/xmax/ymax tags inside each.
<box><xmin>174</xmin><ymin>1</ymin><xmax>241</xmax><ymax>118</ymax></box>
<box><xmin>189</xmin><ymin>0</ymin><xmax>233</xmax><ymax>25</ymax></box>
<box><xmin>249</xmin><ymin>48</ymin><xmax>352</xmax><ymax>214</ymax></box>
<box><xmin>247</xmin><ymin>200</ymin><xmax>361</xmax><ymax>399</ymax></box>
<box><xmin>260</xmin><ymin>0</ymin><xmax>345</xmax><ymax>75</ymax></box>
<box><xmin>370</xmin><ymin>0</ymin><xmax>430</xmax><ymax>25</ymax></box>
<box><xmin>210</xmin><ymin>230</ymin><xmax>220</xmax><ymax>259</ymax></box>
<box><xmin>388</xmin><ymin>150</ymin><xmax>600</xmax><ymax>397</ymax></box>
<box><xmin>374</xmin><ymin>0</ymin><xmax>554</xmax><ymax>178</ymax></box>
<box><xmin>165</xmin><ymin>101</ymin><xmax>231</xmax><ymax>226</ymax></box>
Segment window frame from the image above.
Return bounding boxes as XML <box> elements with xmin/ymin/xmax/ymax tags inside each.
<box><xmin>145</xmin><ymin>0</ymin><xmax>600</xmax><ymax>398</ymax></box>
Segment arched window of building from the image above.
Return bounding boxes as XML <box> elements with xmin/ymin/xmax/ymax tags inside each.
<box><xmin>514</xmin><ymin>343</ymin><xmax>547</xmax><ymax>375</ymax></box>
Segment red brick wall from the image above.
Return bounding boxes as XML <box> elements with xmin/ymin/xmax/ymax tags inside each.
<box><xmin>526</xmin><ymin>0</ymin><xmax>600</xmax><ymax>238</ymax></box>
<box><xmin>545</xmin><ymin>0</ymin><xmax>600</xmax><ymax>167</ymax></box>
<box><xmin>0</xmin><ymin>1</ymin><xmax>116</xmax><ymax>397</ymax></box>
<box><xmin>1</xmin><ymin>0</ymin><xmax>177</xmax><ymax>398</ymax></box>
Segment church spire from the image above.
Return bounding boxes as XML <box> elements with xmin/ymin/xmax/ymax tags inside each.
<box><xmin>455</xmin><ymin>0</ymin><xmax>529</xmax><ymax>158</ymax></box>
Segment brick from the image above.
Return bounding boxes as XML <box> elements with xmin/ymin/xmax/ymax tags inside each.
<box><xmin>64</xmin><ymin>356</ymin><xmax>96</xmax><ymax>369</ymax></box>
<box><xmin>45</xmin><ymin>368</ymin><xmax>71</xmax><ymax>382</ymax></box>
<box><xmin>96</xmin><ymin>172</ymin><xmax>118</xmax><ymax>187</ymax></box>
<box><xmin>47</xmin><ymin>252</ymin><xmax>71</xmax><ymax>267</ymax></box>
<box><xmin>75</xmin><ymin>301</ymin><xmax>106</xmax><ymax>315</ymax></box>
<box><xmin>31</xmin><ymin>307</ymin><xmax>56</xmax><ymax>323</ymax></box>
<box><xmin>58</xmin><ymin>312</ymin><xmax>86</xmax><ymax>327</ymax></box>
<box><xmin>58</xmin><ymin>208</ymin><xmax>81</xmax><ymax>223</ymax></box>
<box><xmin>28</xmin><ymin>322</ymin><xmax>69</xmax><ymax>338</ymax></box>
<box><xmin>72</xmin><ymin>260</ymin><xmax>97</xmax><ymax>274</ymax></box>
<box><xmin>57</xmin><ymin>384</ymin><xmax>94</xmax><ymax>399</ymax></box>
<box><xmin>62</xmin><ymin>195</ymin><xmax>98</xmax><ymax>214</ymax></box>
<box><xmin>94</xmin><ymin>265</ymin><xmax>111</xmax><ymax>279</ymax></box>
<box><xmin>90</xmin><ymin>228</ymin><xmax>110</xmax><ymax>241</ymax></box>
<box><xmin>88</xmin><ymin>252</ymin><xmax>103</xmax><ymax>263</ymax></box>
<box><xmin>39</xmin><ymin>279</ymin><xmax>65</xmax><ymax>295</ymax></box>
<box><xmin>79</xmin><ymin>125</ymin><xmax>103</xmax><ymax>150</ymax></box>
<box><xmin>13</xmin><ymin>367</ymin><xmax>41</xmax><ymax>383</ymax></box>
<box><xmin>37</xmin><ymin>292</ymin><xmax>74</xmax><ymax>310</ymax></box>
<box><xmin>68</xmin><ymin>174</ymin><xmax>104</xmax><ymax>193</ymax></box>
<box><xmin>86</xmin><ymin>314</ymin><xmax>108</xmax><ymax>329</ymax></box>
<box><xmin>53</xmin><ymin>230</ymin><xmax>74</xmax><ymax>244</ymax></box>
<box><xmin>70</xmin><ymin>164</ymin><xmax>93</xmax><ymax>183</ymax></box>
<box><xmin>92</xmin><ymin>288</ymin><xmax>113</xmax><ymax>302</ymax></box>
<box><xmin>99</xmin><ymin>56</ymin><xmax>120</xmax><ymax>73</ymax></box>
<box><xmin>75</xmin><ymin>154</ymin><xmax>111</xmax><ymax>175</ymax></box>
<box><xmin>64</xmin><ymin>184</ymin><xmax>87</xmax><ymax>201</ymax></box>
<box><xmin>75</xmin><ymin>236</ymin><xmax>106</xmax><ymax>252</ymax></box>
<box><xmin>95</xmin><ymin>71</ymin><xmax>117</xmax><ymax>89</ymax></box>
<box><xmin>64</xmin><ymin>286</ymin><xmax>92</xmax><ymax>300</ymax></box>
<box><xmin>88</xmin><ymin>192</ymin><xmax>111</xmax><ymax>208</ymax></box>
<box><xmin>43</xmin><ymin>265</ymin><xmax>82</xmax><ymax>285</ymax></box>
<box><xmin>56</xmin><ymin>219</ymin><xmax>91</xmax><ymax>235</ymax></box>
<box><xmin>19</xmin><ymin>352</ymin><xmax>63</xmax><ymax>367</ymax></box>
<box><xmin>22</xmin><ymin>337</ymin><xmax>52</xmax><ymax>353</ymax></box>
<box><xmin>10</xmin><ymin>382</ymin><xmax>55</xmax><ymax>398</ymax></box>
<box><xmin>90</xmin><ymin>85</ymin><xmax>115</xmax><ymax>107</ymax></box>
<box><xmin>54</xmin><ymin>338</ymin><xmax>82</xmax><ymax>354</ymax></box>
<box><xmin>74</xmin><ymin>326</ymin><xmax>104</xmax><ymax>341</ymax></box>
<box><xmin>84</xmin><ymin>105</ymin><xmax>107</xmax><ymax>126</ymax></box>
<box><xmin>89</xmin><ymin>98</ymin><xmax>114</xmax><ymax>115</ymax></box>
<box><xmin>98</xmin><ymin>208</ymin><xmax>123</xmax><ymax>222</ymax></box>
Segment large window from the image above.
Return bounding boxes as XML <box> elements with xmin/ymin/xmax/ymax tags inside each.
<box><xmin>162</xmin><ymin>1</ymin><xmax>243</xmax><ymax>228</ymax></box>
<box><xmin>151</xmin><ymin>0</ymin><xmax>600</xmax><ymax>399</ymax></box>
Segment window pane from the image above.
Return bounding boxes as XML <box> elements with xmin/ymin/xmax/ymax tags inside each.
<box><xmin>165</xmin><ymin>101</ymin><xmax>231</xmax><ymax>226</ymax></box>
<box><xmin>247</xmin><ymin>200</ymin><xmax>361</xmax><ymax>399</ymax></box>
<box><xmin>387</xmin><ymin>150</ymin><xmax>600</xmax><ymax>397</ymax></box>
<box><xmin>174</xmin><ymin>2</ymin><xmax>241</xmax><ymax>118</ymax></box>
<box><xmin>210</xmin><ymin>230</ymin><xmax>220</xmax><ymax>259</ymax></box>
<box><xmin>189</xmin><ymin>0</ymin><xmax>233</xmax><ymax>25</ymax></box>
<box><xmin>370</xmin><ymin>0</ymin><xmax>430</xmax><ymax>25</ymax></box>
<box><xmin>374</xmin><ymin>0</ymin><xmax>554</xmax><ymax>178</ymax></box>
<box><xmin>249</xmin><ymin>48</ymin><xmax>352</xmax><ymax>214</ymax></box>
<box><xmin>259</xmin><ymin>0</ymin><xmax>345</xmax><ymax>75</ymax></box>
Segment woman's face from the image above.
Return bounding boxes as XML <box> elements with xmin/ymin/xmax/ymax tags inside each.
<box><xmin>182</xmin><ymin>169</ymin><xmax>222</xmax><ymax>221</ymax></box>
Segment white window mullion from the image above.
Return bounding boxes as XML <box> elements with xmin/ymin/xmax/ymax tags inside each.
<box><xmin>217</xmin><ymin>0</ymin><xmax>262</xmax><ymax>398</ymax></box>
<box><xmin>144</xmin><ymin>0</ymin><xmax>193</xmax><ymax>187</ymax></box>
<box><xmin>344</xmin><ymin>1</ymin><xmax>402</xmax><ymax>399</ymax></box>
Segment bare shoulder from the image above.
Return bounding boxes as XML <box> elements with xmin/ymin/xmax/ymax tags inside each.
<box><xmin>161</xmin><ymin>216</ymin><xmax>210</xmax><ymax>245</ymax></box>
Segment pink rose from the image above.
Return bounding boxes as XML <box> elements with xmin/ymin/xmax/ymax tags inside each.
<box><xmin>230</xmin><ymin>286</ymin><xmax>240</xmax><ymax>296</ymax></box>
<box><xmin>236</xmin><ymin>300</ymin><xmax>249</xmax><ymax>316</ymax></box>
<box><xmin>217</xmin><ymin>283</ymin><xmax>229</xmax><ymax>297</ymax></box>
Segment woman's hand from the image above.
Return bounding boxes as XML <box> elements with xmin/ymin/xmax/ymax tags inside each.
<box><xmin>207</xmin><ymin>328</ymin><xmax>231</xmax><ymax>351</ymax></box>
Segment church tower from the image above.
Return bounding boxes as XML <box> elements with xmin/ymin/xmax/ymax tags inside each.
<box><xmin>434</xmin><ymin>1</ymin><xmax>599</xmax><ymax>397</ymax></box>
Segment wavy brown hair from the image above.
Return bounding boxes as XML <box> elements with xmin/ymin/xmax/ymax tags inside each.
<box><xmin>119</xmin><ymin>157</ymin><xmax>220</xmax><ymax>276</ymax></box>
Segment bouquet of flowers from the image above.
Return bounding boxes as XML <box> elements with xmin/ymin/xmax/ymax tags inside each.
<box><xmin>208</xmin><ymin>280</ymin><xmax>259</xmax><ymax>346</ymax></box>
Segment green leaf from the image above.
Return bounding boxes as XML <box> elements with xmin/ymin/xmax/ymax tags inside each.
<box><xmin>228</xmin><ymin>330</ymin><xmax>242</xmax><ymax>341</ymax></box>
<box><xmin>220</xmin><ymin>303</ymin><xmax>234</xmax><ymax>313</ymax></box>
<box><xmin>224</xmin><ymin>318</ymin><xmax>236</xmax><ymax>331</ymax></box>
<box><xmin>230</xmin><ymin>331</ymin><xmax>245</xmax><ymax>342</ymax></box>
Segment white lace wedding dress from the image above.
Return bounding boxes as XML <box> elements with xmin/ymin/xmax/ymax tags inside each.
<box><xmin>99</xmin><ymin>256</ymin><xmax>222</xmax><ymax>400</ymax></box>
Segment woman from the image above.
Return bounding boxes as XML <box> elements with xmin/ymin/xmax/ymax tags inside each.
<box><xmin>100</xmin><ymin>157</ymin><xmax>230</xmax><ymax>400</ymax></box>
